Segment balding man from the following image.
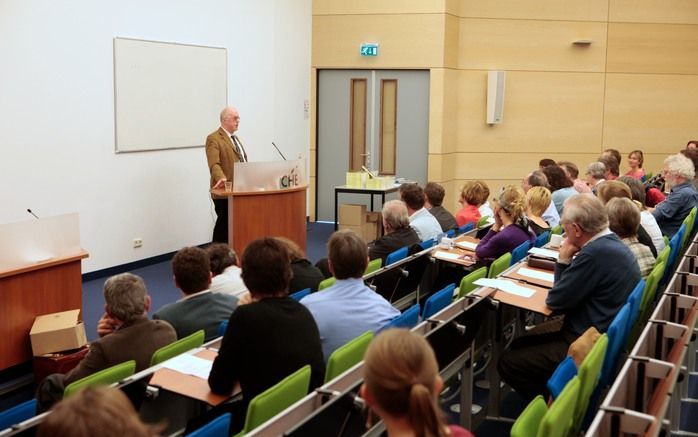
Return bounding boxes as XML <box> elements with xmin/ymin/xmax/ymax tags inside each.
<box><xmin>368</xmin><ymin>200</ymin><xmax>421</xmax><ymax>262</ymax></box>
<box><xmin>206</xmin><ymin>106</ymin><xmax>249</xmax><ymax>243</ymax></box>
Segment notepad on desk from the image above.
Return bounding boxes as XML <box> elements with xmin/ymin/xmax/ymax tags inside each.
<box><xmin>528</xmin><ymin>247</ymin><xmax>560</xmax><ymax>260</ymax></box>
<box><xmin>473</xmin><ymin>278</ymin><xmax>535</xmax><ymax>298</ymax></box>
<box><xmin>161</xmin><ymin>353</ymin><xmax>213</xmax><ymax>380</ymax></box>
<box><xmin>517</xmin><ymin>267</ymin><xmax>554</xmax><ymax>283</ymax></box>
<box><xmin>455</xmin><ymin>241</ymin><xmax>478</xmax><ymax>251</ymax></box>
<box><xmin>433</xmin><ymin>251</ymin><xmax>463</xmax><ymax>261</ymax></box>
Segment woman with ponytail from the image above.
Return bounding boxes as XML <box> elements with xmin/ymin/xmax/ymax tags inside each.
<box><xmin>361</xmin><ymin>329</ymin><xmax>474</xmax><ymax>437</ymax></box>
<box><xmin>474</xmin><ymin>185</ymin><xmax>536</xmax><ymax>265</ymax></box>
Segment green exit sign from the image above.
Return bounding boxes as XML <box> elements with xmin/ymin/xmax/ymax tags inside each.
<box><xmin>360</xmin><ymin>43</ymin><xmax>379</xmax><ymax>57</ymax></box>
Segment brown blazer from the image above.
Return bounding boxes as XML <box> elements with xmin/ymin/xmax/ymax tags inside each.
<box><xmin>206</xmin><ymin>127</ymin><xmax>245</xmax><ymax>199</ymax></box>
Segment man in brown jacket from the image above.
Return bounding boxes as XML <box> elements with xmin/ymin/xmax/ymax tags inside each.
<box><xmin>206</xmin><ymin>106</ymin><xmax>248</xmax><ymax>243</ymax></box>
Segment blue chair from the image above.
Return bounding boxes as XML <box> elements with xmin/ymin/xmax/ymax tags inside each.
<box><xmin>419</xmin><ymin>239</ymin><xmax>435</xmax><ymax>250</ymax></box>
<box><xmin>600</xmin><ymin>302</ymin><xmax>632</xmax><ymax>387</ymax></box>
<box><xmin>625</xmin><ymin>279</ymin><xmax>645</xmax><ymax>342</ymax></box>
<box><xmin>510</xmin><ymin>241</ymin><xmax>531</xmax><ymax>266</ymax></box>
<box><xmin>458</xmin><ymin>222</ymin><xmax>474</xmax><ymax>235</ymax></box>
<box><xmin>385</xmin><ymin>246</ymin><xmax>409</xmax><ymax>266</ymax></box>
<box><xmin>380</xmin><ymin>304</ymin><xmax>420</xmax><ymax>331</ymax></box>
<box><xmin>185</xmin><ymin>412</ymin><xmax>231</xmax><ymax>437</ymax></box>
<box><xmin>217</xmin><ymin>320</ymin><xmax>228</xmax><ymax>337</ymax></box>
<box><xmin>422</xmin><ymin>284</ymin><xmax>455</xmax><ymax>319</ymax></box>
<box><xmin>446</xmin><ymin>229</ymin><xmax>456</xmax><ymax>238</ymax></box>
<box><xmin>290</xmin><ymin>288</ymin><xmax>311</xmax><ymax>301</ymax></box>
<box><xmin>0</xmin><ymin>399</ymin><xmax>36</xmax><ymax>430</ymax></box>
<box><xmin>534</xmin><ymin>231</ymin><xmax>551</xmax><ymax>248</ymax></box>
<box><xmin>547</xmin><ymin>356</ymin><xmax>577</xmax><ymax>400</ymax></box>
<box><xmin>663</xmin><ymin>225</ymin><xmax>685</xmax><ymax>285</ymax></box>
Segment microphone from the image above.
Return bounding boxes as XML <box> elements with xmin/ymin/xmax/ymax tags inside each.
<box><xmin>271</xmin><ymin>142</ymin><xmax>287</xmax><ymax>161</ymax></box>
<box><xmin>27</xmin><ymin>208</ymin><xmax>39</xmax><ymax>219</ymax></box>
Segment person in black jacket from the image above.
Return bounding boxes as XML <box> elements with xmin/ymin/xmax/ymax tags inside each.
<box><xmin>368</xmin><ymin>200</ymin><xmax>421</xmax><ymax>263</ymax></box>
<box><xmin>276</xmin><ymin>237</ymin><xmax>324</xmax><ymax>292</ymax></box>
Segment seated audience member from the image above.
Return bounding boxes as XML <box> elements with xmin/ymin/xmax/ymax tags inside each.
<box><xmin>153</xmin><ymin>247</ymin><xmax>238</xmax><ymax>341</ymax></box>
<box><xmin>361</xmin><ymin>329</ymin><xmax>474</xmax><ymax>437</ymax></box>
<box><xmin>606</xmin><ymin>197</ymin><xmax>656</xmax><ymax>278</ymax></box>
<box><xmin>558</xmin><ymin>160</ymin><xmax>592</xmax><ymax>194</ymax></box>
<box><xmin>424</xmin><ymin>182</ymin><xmax>458</xmax><ymax>232</ymax></box>
<box><xmin>687</xmin><ymin>140</ymin><xmax>698</xmax><ymax>149</ymax></box>
<box><xmin>368</xmin><ymin>200</ymin><xmax>420</xmax><ymax>262</ymax></box>
<box><xmin>602</xmin><ymin>148</ymin><xmax>623</xmax><ymax>168</ymax></box>
<box><xmin>475</xmin><ymin>186</ymin><xmax>536</xmax><ymax>265</ymax></box>
<box><xmin>585</xmin><ymin>161</ymin><xmax>606</xmax><ymax>194</ymax></box>
<box><xmin>38</xmin><ymin>386</ymin><xmax>162</xmax><ymax>437</ymax></box>
<box><xmin>38</xmin><ymin>273</ymin><xmax>176</xmax><ymax>411</ymax></box>
<box><xmin>400</xmin><ymin>183</ymin><xmax>443</xmax><ymax>242</ymax></box>
<box><xmin>207</xmin><ymin>243</ymin><xmax>247</xmax><ymax>297</ymax></box>
<box><xmin>526</xmin><ymin>186</ymin><xmax>552</xmax><ymax>235</ymax></box>
<box><xmin>498</xmin><ymin>195</ymin><xmax>640</xmax><ymax>400</ymax></box>
<box><xmin>651</xmin><ymin>153</ymin><xmax>698</xmax><ymax>237</ymax></box>
<box><xmin>599</xmin><ymin>155</ymin><xmax>620</xmax><ymax>181</ymax></box>
<box><xmin>301</xmin><ymin>230</ymin><xmax>400</xmax><ymax>361</ymax></box>
<box><xmin>455</xmin><ymin>181</ymin><xmax>487</xmax><ymax>227</ymax></box>
<box><xmin>618</xmin><ymin>176</ymin><xmax>666</xmax><ymax>253</ymax></box>
<box><xmin>522</xmin><ymin>170</ymin><xmax>560</xmax><ymax>227</ymax></box>
<box><xmin>208</xmin><ymin>238</ymin><xmax>325</xmax><ymax>431</ymax></box>
<box><xmin>539</xmin><ymin>158</ymin><xmax>557</xmax><ymax>169</ymax></box>
<box><xmin>625</xmin><ymin>149</ymin><xmax>646</xmax><ymax>180</ymax></box>
<box><xmin>542</xmin><ymin>164</ymin><xmax>576</xmax><ymax>215</ymax></box>
<box><xmin>276</xmin><ymin>237</ymin><xmax>324</xmax><ymax>292</ymax></box>
<box><xmin>681</xmin><ymin>147</ymin><xmax>698</xmax><ymax>187</ymax></box>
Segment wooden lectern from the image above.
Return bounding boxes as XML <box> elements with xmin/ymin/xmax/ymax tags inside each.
<box><xmin>0</xmin><ymin>213</ymin><xmax>88</xmax><ymax>370</ymax></box>
<box><xmin>211</xmin><ymin>159</ymin><xmax>308</xmax><ymax>257</ymax></box>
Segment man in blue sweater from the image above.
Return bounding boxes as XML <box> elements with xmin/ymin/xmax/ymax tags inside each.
<box><xmin>498</xmin><ymin>194</ymin><xmax>640</xmax><ymax>400</ymax></box>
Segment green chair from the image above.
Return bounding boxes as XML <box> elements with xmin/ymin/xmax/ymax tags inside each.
<box><xmin>656</xmin><ymin>245</ymin><xmax>670</xmax><ymax>269</ymax></box>
<box><xmin>510</xmin><ymin>394</ymin><xmax>547</xmax><ymax>437</ymax></box>
<box><xmin>318</xmin><ymin>277</ymin><xmax>336</xmax><ymax>291</ymax></box>
<box><xmin>237</xmin><ymin>365</ymin><xmax>311</xmax><ymax>436</ymax></box>
<box><xmin>681</xmin><ymin>207</ymin><xmax>697</xmax><ymax>248</ymax></box>
<box><xmin>539</xmin><ymin>377</ymin><xmax>581</xmax><ymax>437</ymax></box>
<box><xmin>458</xmin><ymin>266</ymin><xmax>488</xmax><ymax>298</ymax></box>
<box><xmin>572</xmin><ymin>334</ymin><xmax>608</xmax><ymax>434</ymax></box>
<box><xmin>637</xmin><ymin>261</ymin><xmax>665</xmax><ymax>327</ymax></box>
<box><xmin>324</xmin><ymin>331</ymin><xmax>373</xmax><ymax>383</ymax></box>
<box><xmin>487</xmin><ymin>253</ymin><xmax>511</xmax><ymax>279</ymax></box>
<box><xmin>551</xmin><ymin>224</ymin><xmax>564</xmax><ymax>235</ymax></box>
<box><xmin>150</xmin><ymin>330</ymin><xmax>205</xmax><ymax>366</ymax></box>
<box><xmin>63</xmin><ymin>360</ymin><xmax>136</xmax><ymax>398</ymax></box>
<box><xmin>364</xmin><ymin>258</ymin><xmax>382</xmax><ymax>276</ymax></box>
<box><xmin>476</xmin><ymin>216</ymin><xmax>491</xmax><ymax>228</ymax></box>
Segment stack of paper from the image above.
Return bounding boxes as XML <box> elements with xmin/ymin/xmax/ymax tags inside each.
<box><xmin>473</xmin><ymin>278</ymin><xmax>535</xmax><ymax>298</ymax></box>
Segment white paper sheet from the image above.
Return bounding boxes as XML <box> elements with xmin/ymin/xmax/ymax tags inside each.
<box><xmin>161</xmin><ymin>353</ymin><xmax>213</xmax><ymax>380</ymax></box>
<box><xmin>455</xmin><ymin>241</ymin><xmax>478</xmax><ymax>251</ymax></box>
<box><xmin>473</xmin><ymin>278</ymin><xmax>535</xmax><ymax>298</ymax></box>
<box><xmin>517</xmin><ymin>267</ymin><xmax>555</xmax><ymax>283</ymax></box>
<box><xmin>434</xmin><ymin>251</ymin><xmax>462</xmax><ymax>261</ymax></box>
<box><xmin>528</xmin><ymin>247</ymin><xmax>560</xmax><ymax>260</ymax></box>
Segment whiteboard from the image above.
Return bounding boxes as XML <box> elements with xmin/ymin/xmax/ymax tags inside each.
<box><xmin>113</xmin><ymin>37</ymin><xmax>227</xmax><ymax>152</ymax></box>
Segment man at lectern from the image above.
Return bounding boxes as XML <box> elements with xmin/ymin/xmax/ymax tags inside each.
<box><xmin>206</xmin><ymin>106</ymin><xmax>248</xmax><ymax>243</ymax></box>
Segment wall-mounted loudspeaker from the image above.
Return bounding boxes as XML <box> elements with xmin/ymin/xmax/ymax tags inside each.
<box><xmin>487</xmin><ymin>70</ymin><xmax>506</xmax><ymax>124</ymax></box>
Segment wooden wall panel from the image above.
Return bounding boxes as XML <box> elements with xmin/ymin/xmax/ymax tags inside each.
<box><xmin>459</xmin><ymin>0</ymin><xmax>608</xmax><ymax>21</ymax></box>
<box><xmin>312</xmin><ymin>14</ymin><xmax>446</xmax><ymax>68</ymax></box>
<box><xmin>607</xmin><ymin>23</ymin><xmax>698</xmax><ymax>74</ymax></box>
<box><xmin>444</xmin><ymin>14</ymin><xmax>460</xmax><ymax>69</ymax></box>
<box><xmin>453</xmin><ymin>152</ymin><xmax>600</xmax><ymax>180</ymax></box>
<box><xmin>313</xmin><ymin>0</ymin><xmax>447</xmax><ymax>15</ymax></box>
<box><xmin>459</xmin><ymin>19</ymin><xmax>608</xmax><ymax>72</ymax></box>
<box><xmin>609</xmin><ymin>0</ymin><xmax>698</xmax><ymax>24</ymax></box>
<box><xmin>604</xmin><ymin>74</ymin><xmax>698</xmax><ymax>153</ymax></box>
<box><xmin>456</xmin><ymin>71</ymin><xmax>605</xmax><ymax>153</ymax></box>
<box><xmin>428</xmin><ymin>68</ymin><xmax>459</xmax><ymax>155</ymax></box>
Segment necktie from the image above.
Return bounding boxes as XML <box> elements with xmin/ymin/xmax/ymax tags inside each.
<box><xmin>231</xmin><ymin>135</ymin><xmax>245</xmax><ymax>162</ymax></box>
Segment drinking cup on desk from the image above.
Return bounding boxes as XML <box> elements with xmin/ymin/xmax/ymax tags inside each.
<box><xmin>440</xmin><ymin>237</ymin><xmax>453</xmax><ymax>249</ymax></box>
<box><xmin>549</xmin><ymin>233</ymin><xmax>563</xmax><ymax>248</ymax></box>
<box><xmin>224</xmin><ymin>181</ymin><xmax>233</xmax><ymax>192</ymax></box>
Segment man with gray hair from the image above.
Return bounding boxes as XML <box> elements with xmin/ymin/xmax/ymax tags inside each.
<box><xmin>368</xmin><ymin>199</ymin><xmax>420</xmax><ymax>262</ymax></box>
<box><xmin>585</xmin><ymin>161</ymin><xmax>607</xmax><ymax>194</ymax></box>
<box><xmin>498</xmin><ymin>194</ymin><xmax>640</xmax><ymax>401</ymax></box>
<box><xmin>651</xmin><ymin>153</ymin><xmax>698</xmax><ymax>237</ymax></box>
<box><xmin>37</xmin><ymin>273</ymin><xmax>176</xmax><ymax>410</ymax></box>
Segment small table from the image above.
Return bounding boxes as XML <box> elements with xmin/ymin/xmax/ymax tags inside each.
<box><xmin>334</xmin><ymin>185</ymin><xmax>400</xmax><ymax>230</ymax></box>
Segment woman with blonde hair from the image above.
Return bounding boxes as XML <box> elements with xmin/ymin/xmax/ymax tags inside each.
<box><xmin>526</xmin><ymin>186</ymin><xmax>552</xmax><ymax>235</ymax></box>
<box><xmin>361</xmin><ymin>329</ymin><xmax>474</xmax><ymax>437</ymax></box>
<box><xmin>625</xmin><ymin>149</ymin><xmax>645</xmax><ymax>180</ymax></box>
<box><xmin>475</xmin><ymin>185</ymin><xmax>536</xmax><ymax>265</ymax></box>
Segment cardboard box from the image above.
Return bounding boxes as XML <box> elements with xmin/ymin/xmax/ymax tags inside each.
<box><xmin>366</xmin><ymin>211</ymin><xmax>381</xmax><ymax>223</ymax></box>
<box><xmin>363</xmin><ymin>221</ymin><xmax>379</xmax><ymax>242</ymax></box>
<box><xmin>30</xmin><ymin>309</ymin><xmax>88</xmax><ymax>356</ymax></box>
<box><xmin>339</xmin><ymin>204</ymin><xmax>367</xmax><ymax>226</ymax></box>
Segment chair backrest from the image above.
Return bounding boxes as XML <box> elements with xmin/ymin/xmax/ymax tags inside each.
<box><xmin>290</xmin><ymin>288</ymin><xmax>312</xmax><ymax>301</ymax></box>
<box><xmin>364</xmin><ymin>258</ymin><xmax>383</xmax><ymax>276</ymax></box>
<box><xmin>488</xmin><ymin>252</ymin><xmax>512</xmax><ymax>278</ymax></box>
<box><xmin>150</xmin><ymin>330</ymin><xmax>205</xmax><ymax>366</ymax></box>
<box><xmin>458</xmin><ymin>266</ymin><xmax>488</xmax><ymax>298</ymax></box>
<box><xmin>625</xmin><ymin>278</ymin><xmax>646</xmax><ymax>350</ymax></box>
<box><xmin>217</xmin><ymin>320</ymin><xmax>228</xmax><ymax>337</ymax></box>
<box><xmin>551</xmin><ymin>224</ymin><xmax>564</xmax><ymax>235</ymax></box>
<box><xmin>318</xmin><ymin>277</ymin><xmax>336</xmax><ymax>291</ymax></box>
<box><xmin>667</xmin><ymin>225</ymin><xmax>685</xmax><ymax>271</ymax></box>
<box><xmin>419</xmin><ymin>239</ymin><xmax>435</xmax><ymax>250</ymax></box>
<box><xmin>510</xmin><ymin>395</ymin><xmax>547</xmax><ymax>437</ymax></box>
<box><xmin>242</xmin><ymin>365</ymin><xmax>311</xmax><ymax>434</ymax></box>
<box><xmin>682</xmin><ymin>211</ymin><xmax>695</xmax><ymax>248</ymax></box>
<box><xmin>600</xmin><ymin>303</ymin><xmax>632</xmax><ymax>387</ymax></box>
<box><xmin>510</xmin><ymin>240</ymin><xmax>531</xmax><ymax>266</ymax></box>
<box><xmin>422</xmin><ymin>284</ymin><xmax>455</xmax><ymax>319</ymax></box>
<box><xmin>0</xmin><ymin>399</ymin><xmax>37</xmax><ymax>430</ymax></box>
<box><xmin>534</xmin><ymin>231</ymin><xmax>551</xmax><ymax>248</ymax></box>
<box><xmin>547</xmin><ymin>355</ymin><xmax>577</xmax><ymax>400</ymax></box>
<box><xmin>380</xmin><ymin>303</ymin><xmax>421</xmax><ymax>331</ymax></box>
<box><xmin>476</xmin><ymin>216</ymin><xmax>491</xmax><ymax>228</ymax></box>
<box><xmin>324</xmin><ymin>331</ymin><xmax>373</xmax><ymax>383</ymax></box>
<box><xmin>458</xmin><ymin>222</ymin><xmax>474</xmax><ymax>235</ymax></box>
<box><xmin>185</xmin><ymin>413</ymin><xmax>231</xmax><ymax>437</ymax></box>
<box><xmin>573</xmin><ymin>334</ymin><xmax>608</xmax><ymax>432</ymax></box>
<box><xmin>385</xmin><ymin>246</ymin><xmax>409</xmax><ymax>266</ymax></box>
<box><xmin>540</xmin><ymin>377</ymin><xmax>581</xmax><ymax>437</ymax></box>
<box><xmin>638</xmin><ymin>261</ymin><xmax>665</xmax><ymax>327</ymax></box>
<box><xmin>63</xmin><ymin>360</ymin><xmax>136</xmax><ymax>398</ymax></box>
<box><xmin>446</xmin><ymin>229</ymin><xmax>456</xmax><ymax>238</ymax></box>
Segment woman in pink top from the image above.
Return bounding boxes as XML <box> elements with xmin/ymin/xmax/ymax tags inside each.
<box><xmin>361</xmin><ymin>329</ymin><xmax>474</xmax><ymax>437</ymax></box>
<box><xmin>455</xmin><ymin>180</ymin><xmax>488</xmax><ymax>227</ymax></box>
<box><xmin>625</xmin><ymin>149</ymin><xmax>646</xmax><ymax>180</ymax></box>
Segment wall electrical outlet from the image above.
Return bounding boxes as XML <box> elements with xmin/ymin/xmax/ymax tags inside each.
<box><xmin>133</xmin><ymin>238</ymin><xmax>143</xmax><ymax>248</ymax></box>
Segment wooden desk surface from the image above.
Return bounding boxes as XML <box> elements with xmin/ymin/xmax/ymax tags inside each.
<box><xmin>474</xmin><ymin>277</ymin><xmax>552</xmax><ymax>316</ymax></box>
<box><xmin>149</xmin><ymin>349</ymin><xmax>239</xmax><ymax>406</ymax></box>
<box><xmin>502</xmin><ymin>262</ymin><xmax>555</xmax><ymax>289</ymax></box>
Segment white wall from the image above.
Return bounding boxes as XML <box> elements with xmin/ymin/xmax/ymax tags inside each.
<box><xmin>0</xmin><ymin>0</ymin><xmax>312</xmax><ymax>273</ymax></box>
